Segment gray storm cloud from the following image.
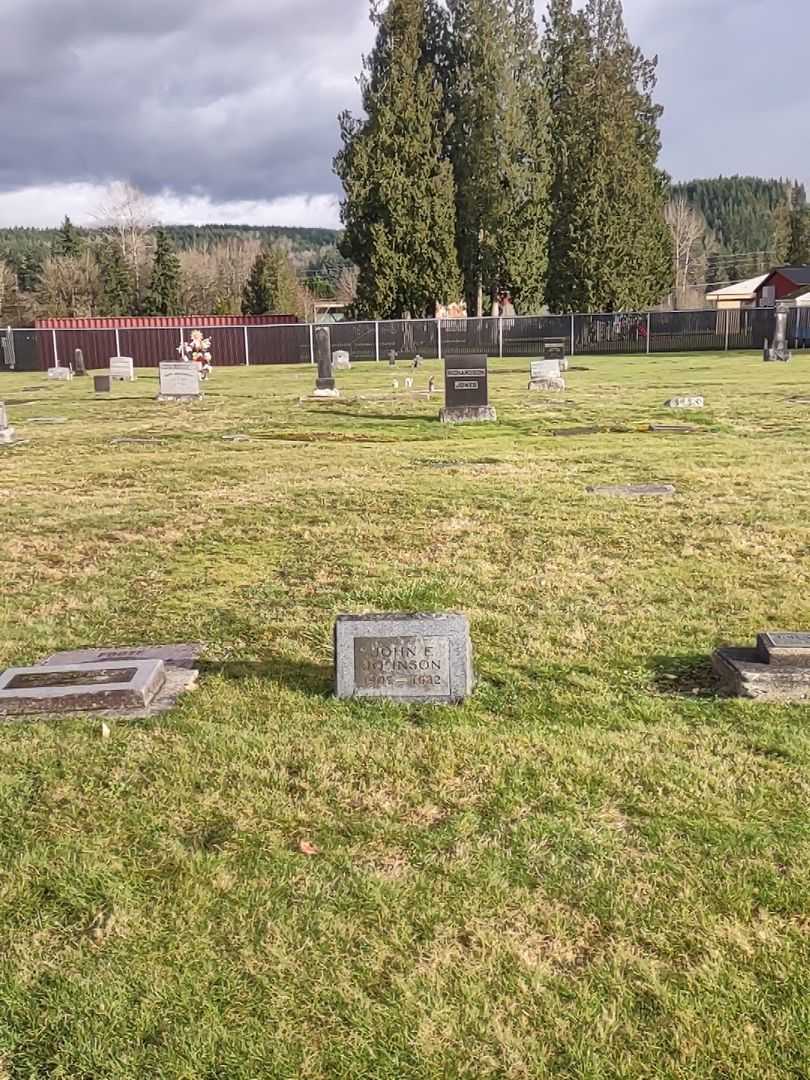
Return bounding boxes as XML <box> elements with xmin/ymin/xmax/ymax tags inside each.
<box><xmin>0</xmin><ymin>0</ymin><xmax>808</xmax><ymax>213</ymax></box>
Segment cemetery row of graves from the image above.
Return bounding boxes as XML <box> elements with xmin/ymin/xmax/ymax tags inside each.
<box><xmin>0</xmin><ymin>344</ymin><xmax>808</xmax><ymax>1077</ymax></box>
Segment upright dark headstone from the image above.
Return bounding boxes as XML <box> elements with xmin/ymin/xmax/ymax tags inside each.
<box><xmin>440</xmin><ymin>354</ymin><xmax>496</xmax><ymax>424</ymax></box>
<box><xmin>388</xmin><ymin>349</ymin><xmax>398</xmax><ymax>367</ymax></box>
<box><xmin>74</xmin><ymin>348</ymin><xmax>87</xmax><ymax>376</ymax></box>
<box><xmin>94</xmin><ymin>375</ymin><xmax>111</xmax><ymax>394</ymax></box>
<box><xmin>314</xmin><ymin>326</ymin><xmax>338</xmax><ymax>398</ymax></box>
<box><xmin>542</xmin><ymin>338</ymin><xmax>568</xmax><ymax>371</ymax></box>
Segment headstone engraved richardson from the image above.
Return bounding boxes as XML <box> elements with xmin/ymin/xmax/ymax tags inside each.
<box><xmin>713</xmin><ymin>631</ymin><xmax>810</xmax><ymax>701</ymax></box>
<box><xmin>529</xmin><ymin>358</ymin><xmax>565</xmax><ymax>392</ymax></box>
<box><xmin>335</xmin><ymin>613</ymin><xmax>474</xmax><ymax>703</ymax></box>
<box><xmin>109</xmin><ymin>356</ymin><xmax>136</xmax><ymax>382</ymax></box>
<box><xmin>0</xmin><ymin>402</ymin><xmax>15</xmax><ymax>444</ymax></box>
<box><xmin>158</xmin><ymin>362</ymin><xmax>202</xmax><ymax>401</ymax></box>
<box><xmin>313</xmin><ymin>327</ymin><xmax>339</xmax><ymax>398</ymax></box>
<box><xmin>440</xmin><ymin>354</ymin><xmax>496</xmax><ymax>423</ymax></box>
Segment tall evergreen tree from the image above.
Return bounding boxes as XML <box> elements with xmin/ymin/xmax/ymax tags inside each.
<box><xmin>543</xmin><ymin>0</ymin><xmax>672</xmax><ymax>312</ymax></box>
<box><xmin>772</xmin><ymin>181</ymin><xmax>810</xmax><ymax>266</ymax></box>
<box><xmin>96</xmin><ymin>237</ymin><xmax>133</xmax><ymax>315</ymax></box>
<box><xmin>55</xmin><ymin>215</ymin><xmax>82</xmax><ymax>258</ymax></box>
<box><xmin>241</xmin><ymin>246</ymin><xmax>301</xmax><ymax>315</ymax></box>
<box><xmin>144</xmin><ymin>229</ymin><xmax>181</xmax><ymax>316</ymax></box>
<box><xmin>334</xmin><ymin>0</ymin><xmax>461</xmax><ymax>318</ymax></box>
<box><xmin>447</xmin><ymin>0</ymin><xmax>551</xmax><ymax>315</ymax></box>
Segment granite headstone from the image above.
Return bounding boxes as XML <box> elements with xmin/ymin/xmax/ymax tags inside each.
<box><xmin>440</xmin><ymin>354</ymin><xmax>496</xmax><ymax>423</ymax></box>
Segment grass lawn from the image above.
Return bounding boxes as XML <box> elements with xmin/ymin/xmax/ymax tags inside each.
<box><xmin>1</xmin><ymin>352</ymin><xmax>809</xmax><ymax>1079</ymax></box>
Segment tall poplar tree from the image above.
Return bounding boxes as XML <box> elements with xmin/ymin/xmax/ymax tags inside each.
<box><xmin>144</xmin><ymin>229</ymin><xmax>181</xmax><ymax>316</ymax></box>
<box><xmin>334</xmin><ymin>0</ymin><xmax>461</xmax><ymax>319</ymax></box>
<box><xmin>544</xmin><ymin>0</ymin><xmax>672</xmax><ymax>312</ymax></box>
<box><xmin>447</xmin><ymin>0</ymin><xmax>551</xmax><ymax>315</ymax></box>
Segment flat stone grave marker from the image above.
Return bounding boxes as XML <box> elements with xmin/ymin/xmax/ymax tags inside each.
<box><xmin>441</xmin><ymin>354</ymin><xmax>496</xmax><ymax>423</ymax></box>
<box><xmin>648</xmin><ymin>424</ymin><xmax>701</xmax><ymax>434</ymax></box>
<box><xmin>332</xmin><ymin>350</ymin><xmax>351</xmax><ymax>370</ymax></box>
<box><xmin>47</xmin><ymin>367</ymin><xmax>73</xmax><ymax>381</ymax></box>
<box><xmin>588</xmin><ymin>483</ymin><xmax>676</xmax><ymax>498</ymax></box>
<box><xmin>0</xmin><ymin>659</ymin><xmax>166</xmax><ymax>716</ymax></box>
<box><xmin>553</xmin><ymin>425</ymin><xmax>602</xmax><ymax>437</ymax></box>
<box><xmin>27</xmin><ymin>417</ymin><xmax>67</xmax><ymax>424</ymax></box>
<box><xmin>665</xmin><ymin>396</ymin><xmax>704</xmax><ymax>409</ymax></box>
<box><xmin>713</xmin><ymin>631</ymin><xmax>810</xmax><ymax>701</ymax></box>
<box><xmin>94</xmin><ymin>375</ymin><xmax>111</xmax><ymax>394</ymax></box>
<box><xmin>110</xmin><ymin>356</ymin><xmax>135</xmax><ymax>381</ymax></box>
<box><xmin>158</xmin><ymin>362</ymin><xmax>201</xmax><ymax>401</ymax></box>
<box><xmin>43</xmin><ymin>643</ymin><xmax>202</xmax><ymax>670</ymax></box>
<box><xmin>335</xmin><ymin>613</ymin><xmax>474</xmax><ymax>703</ymax></box>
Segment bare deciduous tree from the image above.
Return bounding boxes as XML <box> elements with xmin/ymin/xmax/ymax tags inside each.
<box><xmin>665</xmin><ymin>198</ymin><xmax>714</xmax><ymax>308</ymax></box>
<box><xmin>92</xmin><ymin>182</ymin><xmax>158</xmax><ymax>305</ymax></box>
<box><xmin>36</xmin><ymin>253</ymin><xmax>103</xmax><ymax>317</ymax></box>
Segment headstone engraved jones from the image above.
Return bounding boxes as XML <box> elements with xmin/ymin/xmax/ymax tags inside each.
<box><xmin>440</xmin><ymin>354</ymin><xmax>496</xmax><ymax>423</ymax></box>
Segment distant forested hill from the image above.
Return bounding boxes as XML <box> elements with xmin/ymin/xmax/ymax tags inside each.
<box><xmin>0</xmin><ymin>224</ymin><xmax>340</xmax><ymax>291</ymax></box>
<box><xmin>672</xmin><ymin>176</ymin><xmax>803</xmax><ymax>280</ymax></box>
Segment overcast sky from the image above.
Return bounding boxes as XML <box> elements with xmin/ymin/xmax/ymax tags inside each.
<box><xmin>0</xmin><ymin>0</ymin><xmax>807</xmax><ymax>229</ymax></box>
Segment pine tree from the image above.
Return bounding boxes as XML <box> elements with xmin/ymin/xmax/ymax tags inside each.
<box><xmin>544</xmin><ymin>0</ymin><xmax>672</xmax><ymax>312</ymax></box>
<box><xmin>55</xmin><ymin>216</ymin><xmax>82</xmax><ymax>258</ymax></box>
<box><xmin>96</xmin><ymin>237</ymin><xmax>133</xmax><ymax>315</ymax></box>
<box><xmin>144</xmin><ymin>229</ymin><xmax>181</xmax><ymax>316</ymax></box>
<box><xmin>773</xmin><ymin>181</ymin><xmax>810</xmax><ymax>265</ymax></box>
<box><xmin>334</xmin><ymin>0</ymin><xmax>461</xmax><ymax>318</ymax></box>
<box><xmin>446</xmin><ymin>0</ymin><xmax>551</xmax><ymax>315</ymax></box>
<box><xmin>241</xmin><ymin>246</ymin><xmax>300</xmax><ymax>315</ymax></box>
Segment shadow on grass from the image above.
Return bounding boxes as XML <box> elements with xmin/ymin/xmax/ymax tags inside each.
<box><xmin>304</xmin><ymin>407</ymin><xmax>440</xmax><ymax>423</ymax></box>
<box><xmin>200</xmin><ymin>656</ymin><xmax>333</xmax><ymax>697</ymax></box>
<box><xmin>648</xmin><ymin>652</ymin><xmax>719</xmax><ymax>698</ymax></box>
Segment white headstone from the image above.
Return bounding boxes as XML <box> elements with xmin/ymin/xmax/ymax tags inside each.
<box><xmin>109</xmin><ymin>356</ymin><xmax>135</xmax><ymax>381</ymax></box>
<box><xmin>158</xmin><ymin>362</ymin><xmax>201</xmax><ymax>400</ymax></box>
<box><xmin>47</xmin><ymin>366</ymin><xmax>73</xmax><ymax>381</ymax></box>
<box><xmin>332</xmin><ymin>350</ymin><xmax>351</xmax><ymax>370</ymax></box>
<box><xmin>665</xmin><ymin>396</ymin><xmax>704</xmax><ymax>409</ymax></box>
<box><xmin>531</xmin><ymin>358</ymin><xmax>561</xmax><ymax>380</ymax></box>
<box><xmin>0</xmin><ymin>401</ymin><xmax>14</xmax><ymax>444</ymax></box>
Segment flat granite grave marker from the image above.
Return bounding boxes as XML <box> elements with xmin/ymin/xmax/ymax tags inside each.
<box><xmin>665</xmin><ymin>396</ymin><xmax>704</xmax><ymax>409</ymax></box>
<box><xmin>0</xmin><ymin>659</ymin><xmax>166</xmax><ymax>716</ymax></box>
<box><xmin>110</xmin><ymin>356</ymin><xmax>136</xmax><ymax>381</ymax></box>
<box><xmin>440</xmin><ymin>354</ymin><xmax>496</xmax><ymax>423</ymax></box>
<box><xmin>713</xmin><ymin>631</ymin><xmax>810</xmax><ymax>700</ymax></box>
<box><xmin>335</xmin><ymin>613</ymin><xmax>474</xmax><ymax>703</ymax></box>
<box><xmin>158</xmin><ymin>362</ymin><xmax>201</xmax><ymax>401</ymax></box>
<box><xmin>588</xmin><ymin>483</ymin><xmax>676</xmax><ymax>498</ymax></box>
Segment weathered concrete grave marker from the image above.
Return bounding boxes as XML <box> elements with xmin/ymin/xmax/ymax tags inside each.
<box><xmin>0</xmin><ymin>660</ymin><xmax>166</xmax><ymax>716</ymax></box>
<box><xmin>588</xmin><ymin>483</ymin><xmax>676</xmax><ymax>498</ymax></box>
<box><xmin>440</xmin><ymin>354</ymin><xmax>496</xmax><ymax>423</ymax></box>
<box><xmin>110</xmin><ymin>356</ymin><xmax>136</xmax><ymax>381</ymax></box>
<box><xmin>529</xmin><ymin>358</ymin><xmax>565</xmax><ymax>392</ymax></box>
<box><xmin>335</xmin><ymin>613</ymin><xmax>474</xmax><ymax>703</ymax></box>
<box><xmin>764</xmin><ymin>305</ymin><xmax>791</xmax><ymax>362</ymax></box>
<box><xmin>47</xmin><ymin>367</ymin><xmax>73</xmax><ymax>381</ymax></box>
<box><xmin>713</xmin><ymin>632</ymin><xmax>810</xmax><ymax>701</ymax></box>
<box><xmin>74</xmin><ymin>349</ymin><xmax>87</xmax><ymax>376</ymax></box>
<box><xmin>0</xmin><ymin>402</ymin><xmax>16</xmax><ymax>444</ymax></box>
<box><xmin>158</xmin><ymin>362</ymin><xmax>201</xmax><ymax>402</ymax></box>
<box><xmin>332</xmin><ymin>350</ymin><xmax>351</xmax><ymax>371</ymax></box>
